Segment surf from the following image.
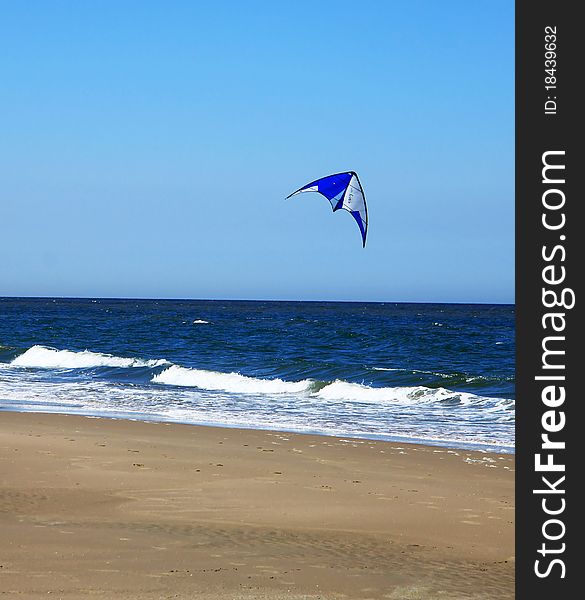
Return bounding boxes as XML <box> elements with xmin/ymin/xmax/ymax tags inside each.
<box><xmin>11</xmin><ymin>345</ymin><xmax>169</xmax><ymax>370</ymax></box>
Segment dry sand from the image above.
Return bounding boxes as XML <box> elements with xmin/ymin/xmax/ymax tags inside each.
<box><xmin>0</xmin><ymin>412</ymin><xmax>514</xmax><ymax>599</ymax></box>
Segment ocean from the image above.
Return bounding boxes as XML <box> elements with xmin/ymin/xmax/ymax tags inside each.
<box><xmin>0</xmin><ymin>298</ymin><xmax>515</xmax><ymax>452</ymax></box>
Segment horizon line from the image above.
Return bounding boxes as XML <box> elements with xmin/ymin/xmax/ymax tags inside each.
<box><xmin>0</xmin><ymin>295</ymin><xmax>515</xmax><ymax>306</ymax></box>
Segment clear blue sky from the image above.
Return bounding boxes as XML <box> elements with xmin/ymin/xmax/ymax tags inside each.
<box><xmin>1</xmin><ymin>1</ymin><xmax>514</xmax><ymax>303</ymax></box>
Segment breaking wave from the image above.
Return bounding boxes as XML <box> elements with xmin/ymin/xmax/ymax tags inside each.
<box><xmin>7</xmin><ymin>346</ymin><xmax>514</xmax><ymax>413</ymax></box>
<box><xmin>152</xmin><ymin>368</ymin><xmax>512</xmax><ymax>413</ymax></box>
<box><xmin>2</xmin><ymin>342</ymin><xmax>515</xmax><ymax>451</ymax></box>
<box><xmin>153</xmin><ymin>364</ymin><xmax>313</xmax><ymax>394</ymax></box>
<box><xmin>11</xmin><ymin>345</ymin><xmax>169</xmax><ymax>369</ymax></box>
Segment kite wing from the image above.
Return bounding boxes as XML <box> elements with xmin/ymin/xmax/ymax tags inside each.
<box><xmin>286</xmin><ymin>171</ymin><xmax>368</xmax><ymax>247</ymax></box>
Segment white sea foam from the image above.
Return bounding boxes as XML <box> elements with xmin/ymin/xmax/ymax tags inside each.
<box><xmin>192</xmin><ymin>319</ymin><xmax>209</xmax><ymax>324</ymax></box>
<box><xmin>153</xmin><ymin>364</ymin><xmax>313</xmax><ymax>394</ymax></box>
<box><xmin>11</xmin><ymin>345</ymin><xmax>168</xmax><ymax>369</ymax></box>
<box><xmin>152</xmin><ymin>366</ymin><xmax>509</xmax><ymax>409</ymax></box>
<box><xmin>0</xmin><ymin>360</ymin><xmax>515</xmax><ymax>452</ymax></box>
<box><xmin>8</xmin><ymin>346</ymin><xmax>511</xmax><ymax>413</ymax></box>
<box><xmin>314</xmin><ymin>380</ymin><xmax>496</xmax><ymax>406</ymax></box>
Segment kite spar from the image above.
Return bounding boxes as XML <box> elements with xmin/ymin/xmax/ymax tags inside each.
<box><xmin>286</xmin><ymin>171</ymin><xmax>368</xmax><ymax>247</ymax></box>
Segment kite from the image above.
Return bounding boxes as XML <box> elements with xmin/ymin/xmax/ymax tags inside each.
<box><xmin>286</xmin><ymin>171</ymin><xmax>368</xmax><ymax>247</ymax></box>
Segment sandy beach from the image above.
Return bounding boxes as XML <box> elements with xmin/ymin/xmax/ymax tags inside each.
<box><xmin>0</xmin><ymin>412</ymin><xmax>514</xmax><ymax>599</ymax></box>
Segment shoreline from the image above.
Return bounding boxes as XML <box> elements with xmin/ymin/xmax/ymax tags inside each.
<box><xmin>0</xmin><ymin>406</ymin><xmax>515</xmax><ymax>455</ymax></box>
<box><xmin>0</xmin><ymin>410</ymin><xmax>515</xmax><ymax>598</ymax></box>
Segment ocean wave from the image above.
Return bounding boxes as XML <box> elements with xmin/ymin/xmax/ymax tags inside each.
<box><xmin>314</xmin><ymin>380</ymin><xmax>508</xmax><ymax>407</ymax></box>
<box><xmin>152</xmin><ymin>366</ymin><xmax>512</xmax><ymax>412</ymax></box>
<box><xmin>153</xmin><ymin>364</ymin><xmax>314</xmax><ymax>394</ymax></box>
<box><xmin>11</xmin><ymin>345</ymin><xmax>169</xmax><ymax>369</ymax></box>
<box><xmin>7</xmin><ymin>346</ymin><xmax>514</xmax><ymax>414</ymax></box>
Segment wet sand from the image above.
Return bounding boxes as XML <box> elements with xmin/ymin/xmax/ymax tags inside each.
<box><xmin>0</xmin><ymin>411</ymin><xmax>514</xmax><ymax>599</ymax></box>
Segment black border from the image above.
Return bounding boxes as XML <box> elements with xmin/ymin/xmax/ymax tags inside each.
<box><xmin>516</xmin><ymin>2</ymin><xmax>578</xmax><ymax>596</ymax></box>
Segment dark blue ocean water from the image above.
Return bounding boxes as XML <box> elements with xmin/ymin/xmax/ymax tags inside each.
<box><xmin>0</xmin><ymin>298</ymin><xmax>515</xmax><ymax>452</ymax></box>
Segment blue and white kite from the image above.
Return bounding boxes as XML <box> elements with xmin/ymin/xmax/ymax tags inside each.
<box><xmin>286</xmin><ymin>171</ymin><xmax>368</xmax><ymax>247</ymax></box>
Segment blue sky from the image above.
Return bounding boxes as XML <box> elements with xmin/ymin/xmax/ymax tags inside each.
<box><xmin>1</xmin><ymin>1</ymin><xmax>514</xmax><ymax>303</ymax></box>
